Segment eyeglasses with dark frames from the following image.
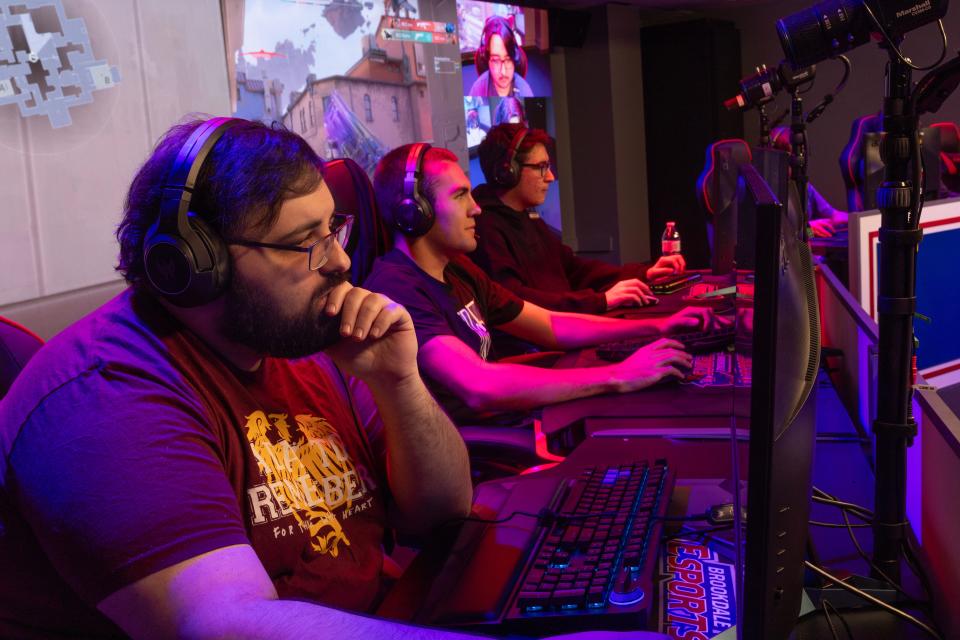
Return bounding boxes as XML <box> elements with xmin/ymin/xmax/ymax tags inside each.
<box><xmin>520</xmin><ymin>161</ymin><xmax>553</xmax><ymax>178</ymax></box>
<box><xmin>230</xmin><ymin>213</ymin><xmax>354</xmax><ymax>271</ymax></box>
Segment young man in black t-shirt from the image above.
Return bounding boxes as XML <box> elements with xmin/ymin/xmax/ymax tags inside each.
<box><xmin>471</xmin><ymin>124</ymin><xmax>688</xmax><ymax>314</ymax></box>
<box><xmin>364</xmin><ymin>144</ymin><xmax>724</xmax><ymax>423</ymax></box>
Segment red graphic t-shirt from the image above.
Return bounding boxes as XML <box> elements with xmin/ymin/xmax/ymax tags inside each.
<box><xmin>0</xmin><ymin>290</ymin><xmax>389</xmax><ymax>638</ymax></box>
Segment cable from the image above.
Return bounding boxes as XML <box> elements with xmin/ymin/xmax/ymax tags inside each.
<box><xmin>902</xmin><ymin>534</ymin><xmax>934</xmax><ymax>604</ymax></box>
<box><xmin>811</xmin><ymin>495</ymin><xmax>873</xmax><ymax>521</ymax></box>
<box><xmin>812</xmin><ymin>487</ymin><xmax>874</xmax><ymax>518</ymax></box>
<box><xmin>806</xmin><ymin>56</ymin><xmax>852</xmax><ymax>124</ymax></box>
<box><xmin>654</xmin><ymin>513</ymin><xmax>710</xmax><ymax>522</ymax></box>
<box><xmin>822</xmin><ymin>599</ymin><xmax>854</xmax><ymax>640</ymax></box>
<box><xmin>821</xmin><ymin>598</ymin><xmax>843</xmax><ymax>640</ymax></box>
<box><xmin>809</xmin><ymin>519</ymin><xmax>871</xmax><ymax>528</ymax></box>
<box><xmin>861</xmin><ymin>4</ymin><xmax>948</xmax><ymax>72</ymax></box>
<box><xmin>811</xmin><ymin>487</ymin><xmax>931</xmax><ymax>605</ymax></box>
<box><xmin>442</xmin><ymin>509</ymin><xmax>549</xmax><ymax>528</ymax></box>
<box><xmin>811</xmin><ymin>487</ymin><xmax>931</xmax><ymax>603</ymax></box>
<box><xmin>804</xmin><ymin>561</ymin><xmax>943</xmax><ymax>639</ymax></box>
<box><xmin>661</xmin><ymin>523</ymin><xmax>734</xmax><ymax>543</ymax></box>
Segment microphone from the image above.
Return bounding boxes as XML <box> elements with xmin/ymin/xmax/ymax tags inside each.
<box><xmin>724</xmin><ymin>61</ymin><xmax>816</xmax><ymax>111</ymax></box>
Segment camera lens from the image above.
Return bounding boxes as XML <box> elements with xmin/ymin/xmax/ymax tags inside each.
<box><xmin>777</xmin><ymin>0</ymin><xmax>869</xmax><ymax>69</ymax></box>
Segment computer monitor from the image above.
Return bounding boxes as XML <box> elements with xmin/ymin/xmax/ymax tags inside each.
<box><xmin>736</xmin><ymin>166</ymin><xmax>821</xmax><ymax>639</ymax></box>
<box><xmin>710</xmin><ymin>148</ymin><xmax>788</xmax><ymax>274</ymax></box>
<box><xmin>752</xmin><ymin>146</ymin><xmax>790</xmax><ymax>206</ymax></box>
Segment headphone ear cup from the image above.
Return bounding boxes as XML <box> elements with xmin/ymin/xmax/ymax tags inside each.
<box><xmin>393</xmin><ymin>196</ymin><xmax>435</xmax><ymax>237</ymax></box>
<box><xmin>188</xmin><ymin>215</ymin><xmax>230</xmax><ymax>298</ymax></box>
<box><xmin>143</xmin><ymin>214</ymin><xmax>229</xmax><ymax>307</ymax></box>
<box><xmin>494</xmin><ymin>158</ymin><xmax>519</xmax><ymax>188</ymax></box>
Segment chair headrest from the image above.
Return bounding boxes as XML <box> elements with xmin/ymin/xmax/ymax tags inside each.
<box><xmin>838</xmin><ymin>113</ymin><xmax>883</xmax><ymax>210</ymax></box>
<box><xmin>322</xmin><ymin>158</ymin><xmax>393</xmax><ymax>286</ymax></box>
<box><xmin>696</xmin><ymin>139</ymin><xmax>752</xmax><ymax>217</ymax></box>
<box><xmin>0</xmin><ymin>317</ymin><xmax>43</xmax><ymax>399</ymax></box>
<box><xmin>931</xmin><ymin>122</ymin><xmax>960</xmax><ymax>152</ymax></box>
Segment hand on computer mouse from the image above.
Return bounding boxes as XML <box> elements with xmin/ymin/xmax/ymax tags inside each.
<box><xmin>610</xmin><ymin>338</ymin><xmax>692</xmax><ymax>392</ymax></box>
<box><xmin>604</xmin><ymin>279</ymin><xmax>658</xmax><ymax>309</ymax></box>
<box><xmin>658</xmin><ymin>306</ymin><xmax>717</xmax><ymax>334</ymax></box>
<box><xmin>646</xmin><ymin>254</ymin><xmax>686</xmax><ymax>280</ymax></box>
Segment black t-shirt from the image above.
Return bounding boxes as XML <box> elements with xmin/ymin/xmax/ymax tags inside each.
<box><xmin>363</xmin><ymin>249</ymin><xmax>523</xmax><ymax>421</ymax></box>
<box><xmin>470</xmin><ymin>183</ymin><xmax>651</xmax><ymax>314</ymax></box>
<box><xmin>0</xmin><ymin>290</ymin><xmax>389</xmax><ymax>638</ymax></box>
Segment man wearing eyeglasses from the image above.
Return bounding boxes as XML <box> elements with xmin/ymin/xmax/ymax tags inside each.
<box><xmin>471</xmin><ymin>124</ymin><xmax>688</xmax><ymax>315</ymax></box>
<box><xmin>0</xmin><ymin>118</ymin><xmax>483</xmax><ymax>638</ymax></box>
<box><xmin>467</xmin><ymin>15</ymin><xmax>533</xmax><ymax>98</ymax></box>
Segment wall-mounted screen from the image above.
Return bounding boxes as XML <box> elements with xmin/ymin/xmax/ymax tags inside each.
<box><xmin>456</xmin><ymin>0</ymin><xmax>559</xmax><ymax>230</ymax></box>
<box><xmin>225</xmin><ymin>0</ymin><xmax>447</xmax><ymax>174</ymax></box>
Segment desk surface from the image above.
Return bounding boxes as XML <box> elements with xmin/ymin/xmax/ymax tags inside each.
<box><xmin>376</xmin><ymin>435</ymin><xmax>742</xmax><ymax>634</ymax></box>
<box><xmin>382</xmin><ymin>373</ymin><xmax>939</xmax><ymax>637</ymax></box>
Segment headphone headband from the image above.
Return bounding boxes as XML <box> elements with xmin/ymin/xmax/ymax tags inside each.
<box><xmin>143</xmin><ymin>117</ymin><xmax>239</xmax><ymax>306</ymax></box>
<box><xmin>506</xmin><ymin>126</ymin><xmax>528</xmax><ymax>167</ymax></box>
<box><xmin>404</xmin><ymin>142</ymin><xmax>430</xmax><ymax>205</ymax></box>
<box><xmin>393</xmin><ymin>142</ymin><xmax>436</xmax><ymax>237</ymax></box>
<box><xmin>157</xmin><ymin>117</ymin><xmax>241</xmax><ymax>251</ymax></box>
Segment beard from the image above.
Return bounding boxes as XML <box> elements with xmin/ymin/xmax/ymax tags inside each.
<box><xmin>220</xmin><ymin>269</ymin><xmax>349</xmax><ymax>359</ymax></box>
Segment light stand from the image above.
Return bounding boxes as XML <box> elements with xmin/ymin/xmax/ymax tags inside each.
<box><xmin>787</xmin><ymin>89</ymin><xmax>809</xmax><ymax>234</ymax></box>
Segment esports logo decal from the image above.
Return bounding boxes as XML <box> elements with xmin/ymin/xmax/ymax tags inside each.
<box><xmin>244</xmin><ymin>410</ymin><xmax>378</xmax><ymax>557</ymax></box>
<box><xmin>0</xmin><ymin>0</ymin><xmax>121</xmax><ymax>128</ymax></box>
<box><xmin>658</xmin><ymin>539</ymin><xmax>736</xmax><ymax>640</ymax></box>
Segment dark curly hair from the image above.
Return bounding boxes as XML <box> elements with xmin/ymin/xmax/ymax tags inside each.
<box><xmin>474</xmin><ymin>15</ymin><xmax>528</xmax><ymax>77</ymax></box>
<box><xmin>372</xmin><ymin>144</ymin><xmax>459</xmax><ymax>233</ymax></box>
<box><xmin>116</xmin><ymin>117</ymin><xmax>324</xmax><ymax>288</ymax></box>
<box><xmin>477</xmin><ymin>122</ymin><xmax>552</xmax><ymax>187</ymax></box>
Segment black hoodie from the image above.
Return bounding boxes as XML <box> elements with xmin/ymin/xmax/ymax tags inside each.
<box><xmin>470</xmin><ymin>183</ymin><xmax>651</xmax><ymax>314</ymax></box>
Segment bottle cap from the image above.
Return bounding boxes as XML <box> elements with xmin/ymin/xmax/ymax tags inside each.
<box><xmin>666</xmin><ymin>221</ymin><xmax>676</xmax><ymax>226</ymax></box>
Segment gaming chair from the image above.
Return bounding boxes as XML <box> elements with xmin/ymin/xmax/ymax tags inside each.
<box><xmin>930</xmin><ymin>121</ymin><xmax>960</xmax><ymax>195</ymax></box>
<box><xmin>696</xmin><ymin>139</ymin><xmax>753</xmax><ymax>272</ymax></box>
<box><xmin>838</xmin><ymin>113</ymin><xmax>884</xmax><ymax>212</ymax></box>
<box><xmin>0</xmin><ymin>316</ymin><xmax>44</xmax><ymax>400</ymax></box>
<box><xmin>322</xmin><ymin>158</ymin><xmax>392</xmax><ymax>286</ymax></box>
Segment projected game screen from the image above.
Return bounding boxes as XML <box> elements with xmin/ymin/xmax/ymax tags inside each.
<box><xmin>226</xmin><ymin>0</ymin><xmax>452</xmax><ymax>174</ymax></box>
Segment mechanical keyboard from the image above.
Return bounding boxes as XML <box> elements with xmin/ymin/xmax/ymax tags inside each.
<box><xmin>595</xmin><ymin>326</ymin><xmax>737</xmax><ymax>360</ymax></box>
<box><xmin>687</xmin><ymin>350</ymin><xmax>752</xmax><ymax>387</ymax></box>
<box><xmin>422</xmin><ymin>460</ymin><xmax>675</xmax><ymax>634</ymax></box>
<box><xmin>507</xmin><ymin>461</ymin><xmax>673</xmax><ymax>625</ymax></box>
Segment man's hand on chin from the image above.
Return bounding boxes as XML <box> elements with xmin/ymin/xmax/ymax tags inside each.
<box><xmin>323</xmin><ymin>284</ymin><xmax>419</xmax><ymax>386</ymax></box>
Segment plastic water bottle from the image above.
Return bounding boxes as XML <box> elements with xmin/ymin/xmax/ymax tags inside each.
<box><xmin>661</xmin><ymin>221</ymin><xmax>681</xmax><ymax>256</ymax></box>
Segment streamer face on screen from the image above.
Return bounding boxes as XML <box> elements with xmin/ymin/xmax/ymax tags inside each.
<box><xmin>456</xmin><ymin>0</ymin><xmax>561</xmax><ymax>231</ymax></box>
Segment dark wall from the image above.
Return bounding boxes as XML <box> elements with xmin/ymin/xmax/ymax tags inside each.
<box><xmin>641</xmin><ymin>19</ymin><xmax>743</xmax><ymax>268</ymax></box>
<box><xmin>558</xmin><ymin>6</ymin><xmax>627</xmax><ymax>264</ymax></box>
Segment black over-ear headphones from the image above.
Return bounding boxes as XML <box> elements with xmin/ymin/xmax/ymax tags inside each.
<box><xmin>143</xmin><ymin>117</ymin><xmax>240</xmax><ymax>307</ymax></box>
<box><xmin>492</xmin><ymin>127</ymin><xmax>528</xmax><ymax>189</ymax></box>
<box><xmin>393</xmin><ymin>142</ymin><xmax>435</xmax><ymax>237</ymax></box>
